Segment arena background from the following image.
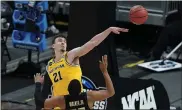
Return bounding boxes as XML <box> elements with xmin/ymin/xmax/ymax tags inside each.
<box><xmin>1</xmin><ymin>1</ymin><xmax>182</xmax><ymax>110</ymax></box>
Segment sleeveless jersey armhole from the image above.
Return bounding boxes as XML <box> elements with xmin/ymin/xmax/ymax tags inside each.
<box><xmin>64</xmin><ymin>52</ymin><xmax>79</xmax><ymax>67</ymax></box>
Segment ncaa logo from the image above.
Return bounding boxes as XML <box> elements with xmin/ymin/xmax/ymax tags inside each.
<box><xmin>82</xmin><ymin>76</ymin><xmax>107</xmax><ymax>110</ymax></box>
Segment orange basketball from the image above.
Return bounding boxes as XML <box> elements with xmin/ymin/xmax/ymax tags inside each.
<box><xmin>129</xmin><ymin>5</ymin><xmax>148</xmax><ymax>25</ymax></box>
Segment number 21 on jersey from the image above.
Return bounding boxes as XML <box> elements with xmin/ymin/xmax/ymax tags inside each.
<box><xmin>53</xmin><ymin>71</ymin><xmax>62</xmax><ymax>82</ymax></box>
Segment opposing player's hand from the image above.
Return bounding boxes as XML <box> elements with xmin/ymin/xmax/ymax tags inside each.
<box><xmin>34</xmin><ymin>73</ymin><xmax>44</xmax><ymax>84</ymax></box>
<box><xmin>109</xmin><ymin>27</ymin><xmax>129</xmax><ymax>34</ymax></box>
<box><xmin>99</xmin><ymin>55</ymin><xmax>108</xmax><ymax>74</ymax></box>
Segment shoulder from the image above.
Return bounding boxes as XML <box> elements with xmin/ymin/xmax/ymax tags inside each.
<box><xmin>66</xmin><ymin>47</ymin><xmax>81</xmax><ymax>58</ymax></box>
<box><xmin>64</xmin><ymin>51</ymin><xmax>69</xmax><ymax>57</ymax></box>
<box><xmin>48</xmin><ymin>96</ymin><xmax>64</xmax><ymax>105</ymax></box>
<box><xmin>87</xmin><ymin>91</ymin><xmax>94</xmax><ymax>97</ymax></box>
<box><xmin>80</xmin><ymin>92</ymin><xmax>87</xmax><ymax>96</ymax></box>
<box><xmin>47</xmin><ymin>58</ymin><xmax>54</xmax><ymax>66</ymax></box>
<box><xmin>46</xmin><ymin>58</ymin><xmax>54</xmax><ymax>73</ymax></box>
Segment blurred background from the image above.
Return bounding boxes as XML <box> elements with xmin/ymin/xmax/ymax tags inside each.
<box><xmin>1</xmin><ymin>1</ymin><xmax>182</xmax><ymax>109</ymax></box>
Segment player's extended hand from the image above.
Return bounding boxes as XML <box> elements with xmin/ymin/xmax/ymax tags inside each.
<box><xmin>34</xmin><ymin>73</ymin><xmax>44</xmax><ymax>84</ymax></box>
<box><xmin>99</xmin><ymin>55</ymin><xmax>108</xmax><ymax>74</ymax></box>
<box><xmin>109</xmin><ymin>27</ymin><xmax>129</xmax><ymax>34</ymax></box>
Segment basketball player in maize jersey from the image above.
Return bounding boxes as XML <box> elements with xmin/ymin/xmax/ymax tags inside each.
<box><xmin>34</xmin><ymin>55</ymin><xmax>115</xmax><ymax>110</ymax></box>
<box><xmin>45</xmin><ymin>27</ymin><xmax>128</xmax><ymax>97</ymax></box>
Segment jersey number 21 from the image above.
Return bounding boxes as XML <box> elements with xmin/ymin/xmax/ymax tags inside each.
<box><xmin>53</xmin><ymin>71</ymin><xmax>62</xmax><ymax>82</ymax></box>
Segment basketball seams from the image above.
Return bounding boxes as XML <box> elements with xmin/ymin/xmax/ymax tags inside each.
<box><xmin>130</xmin><ymin>9</ymin><xmax>148</xmax><ymax>17</ymax></box>
<box><xmin>130</xmin><ymin>8</ymin><xmax>144</xmax><ymax>15</ymax></box>
<box><xmin>129</xmin><ymin>5</ymin><xmax>145</xmax><ymax>15</ymax></box>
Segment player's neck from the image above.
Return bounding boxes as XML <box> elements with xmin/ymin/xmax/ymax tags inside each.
<box><xmin>54</xmin><ymin>51</ymin><xmax>65</xmax><ymax>62</ymax></box>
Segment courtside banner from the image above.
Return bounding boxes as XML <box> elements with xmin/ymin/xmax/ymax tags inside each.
<box><xmin>82</xmin><ymin>76</ymin><xmax>170</xmax><ymax>110</ymax></box>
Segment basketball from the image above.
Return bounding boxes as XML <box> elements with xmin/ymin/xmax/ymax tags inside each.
<box><xmin>129</xmin><ymin>5</ymin><xmax>148</xmax><ymax>25</ymax></box>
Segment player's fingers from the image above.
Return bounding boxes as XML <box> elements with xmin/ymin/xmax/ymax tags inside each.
<box><xmin>112</xmin><ymin>30</ymin><xmax>120</xmax><ymax>34</ymax></box>
<box><xmin>119</xmin><ymin>28</ymin><xmax>129</xmax><ymax>32</ymax></box>
<box><xmin>104</xmin><ymin>55</ymin><xmax>108</xmax><ymax>65</ymax></box>
<box><xmin>36</xmin><ymin>73</ymin><xmax>38</xmax><ymax>77</ymax></box>
<box><xmin>103</xmin><ymin>55</ymin><xmax>106</xmax><ymax>64</ymax></box>
<box><xmin>99</xmin><ymin>61</ymin><xmax>103</xmax><ymax>68</ymax></box>
<box><xmin>34</xmin><ymin>75</ymin><xmax>36</xmax><ymax>81</ymax></box>
<box><xmin>36</xmin><ymin>73</ymin><xmax>39</xmax><ymax>76</ymax></box>
<box><xmin>41</xmin><ymin>76</ymin><xmax>44</xmax><ymax>79</ymax></box>
<box><xmin>102</xmin><ymin>56</ymin><xmax>105</xmax><ymax>64</ymax></box>
<box><xmin>99</xmin><ymin>61</ymin><xmax>103</xmax><ymax>67</ymax></box>
<box><xmin>104</xmin><ymin>55</ymin><xmax>107</xmax><ymax>60</ymax></box>
<box><xmin>118</xmin><ymin>27</ymin><xmax>126</xmax><ymax>30</ymax></box>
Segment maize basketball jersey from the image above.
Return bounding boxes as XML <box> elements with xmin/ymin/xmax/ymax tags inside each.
<box><xmin>46</xmin><ymin>52</ymin><xmax>83</xmax><ymax>96</ymax></box>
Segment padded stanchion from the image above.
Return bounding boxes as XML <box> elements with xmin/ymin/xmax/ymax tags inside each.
<box><xmin>68</xmin><ymin>1</ymin><xmax>118</xmax><ymax>87</ymax></box>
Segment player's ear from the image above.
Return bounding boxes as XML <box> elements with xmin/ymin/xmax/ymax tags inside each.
<box><xmin>52</xmin><ymin>44</ymin><xmax>55</xmax><ymax>49</ymax></box>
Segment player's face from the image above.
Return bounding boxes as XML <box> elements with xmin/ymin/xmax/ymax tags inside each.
<box><xmin>52</xmin><ymin>37</ymin><xmax>67</xmax><ymax>52</ymax></box>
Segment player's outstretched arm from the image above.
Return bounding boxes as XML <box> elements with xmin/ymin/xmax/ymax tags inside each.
<box><xmin>87</xmin><ymin>55</ymin><xmax>115</xmax><ymax>101</ymax></box>
<box><xmin>67</xmin><ymin>27</ymin><xmax>128</xmax><ymax>61</ymax></box>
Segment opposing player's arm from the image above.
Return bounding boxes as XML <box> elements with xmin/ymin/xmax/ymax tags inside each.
<box><xmin>41</xmin><ymin>72</ymin><xmax>53</xmax><ymax>98</ymax></box>
<box><xmin>88</xmin><ymin>55</ymin><xmax>115</xmax><ymax>101</ymax></box>
<box><xmin>34</xmin><ymin>82</ymin><xmax>45</xmax><ymax>108</ymax></box>
<box><xmin>67</xmin><ymin>27</ymin><xmax>128</xmax><ymax>61</ymax></box>
<box><xmin>88</xmin><ymin>72</ymin><xmax>115</xmax><ymax>101</ymax></box>
<box><xmin>34</xmin><ymin>73</ymin><xmax>45</xmax><ymax>108</ymax></box>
